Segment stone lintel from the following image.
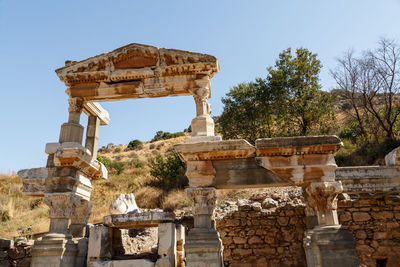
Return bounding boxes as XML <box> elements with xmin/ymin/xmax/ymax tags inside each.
<box><xmin>103</xmin><ymin>212</ymin><xmax>175</xmax><ymax>228</ymax></box>
<box><xmin>255</xmin><ymin>136</ymin><xmax>341</xmax><ymax>185</ymax></box>
<box><xmin>56</xmin><ymin>43</ymin><xmax>219</xmax><ymax>102</ymax></box>
<box><xmin>336</xmin><ymin>166</ymin><xmax>400</xmax><ymax>193</ymax></box>
<box><xmin>255</xmin><ymin>135</ymin><xmax>342</xmax><ymax>156</ymax></box>
<box><xmin>175</xmin><ymin>139</ymin><xmax>255</xmax><ymax>161</ymax></box>
<box><xmin>83</xmin><ymin>102</ymin><xmax>110</xmax><ymax>125</ymax></box>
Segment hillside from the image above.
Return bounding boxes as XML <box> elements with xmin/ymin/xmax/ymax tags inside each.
<box><xmin>0</xmin><ymin>135</ymin><xmax>189</xmax><ymax>238</ymax></box>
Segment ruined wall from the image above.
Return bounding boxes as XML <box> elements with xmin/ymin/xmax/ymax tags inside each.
<box><xmin>215</xmin><ymin>189</ymin><xmax>308</xmax><ymax>267</ymax></box>
<box><xmin>0</xmin><ymin>238</ymin><xmax>32</xmax><ymax>267</ymax></box>
<box><xmin>337</xmin><ymin>195</ymin><xmax>400</xmax><ymax>267</ymax></box>
<box><xmin>216</xmin><ymin>188</ymin><xmax>400</xmax><ymax>267</ymax></box>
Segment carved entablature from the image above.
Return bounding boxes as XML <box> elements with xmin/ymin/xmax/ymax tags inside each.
<box><xmin>55</xmin><ymin>43</ymin><xmax>219</xmax><ymax>101</ymax></box>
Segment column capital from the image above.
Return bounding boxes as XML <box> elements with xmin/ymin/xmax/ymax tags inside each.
<box><xmin>304</xmin><ymin>181</ymin><xmax>343</xmax><ymax>226</ymax></box>
<box><xmin>68</xmin><ymin>97</ymin><xmax>84</xmax><ymax>113</ymax></box>
<box><xmin>44</xmin><ymin>193</ymin><xmax>80</xmax><ymax>219</ymax></box>
<box><xmin>305</xmin><ymin>181</ymin><xmax>343</xmax><ymax>211</ymax></box>
<box><xmin>186</xmin><ymin>187</ymin><xmax>216</xmax><ymax>217</ymax></box>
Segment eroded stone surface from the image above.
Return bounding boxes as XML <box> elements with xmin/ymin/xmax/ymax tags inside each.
<box><xmin>104</xmin><ymin>212</ymin><xmax>175</xmax><ymax>228</ymax></box>
<box><xmin>56</xmin><ymin>43</ymin><xmax>219</xmax><ymax>102</ymax></box>
<box><xmin>109</xmin><ymin>193</ymin><xmax>140</xmax><ymax>215</ymax></box>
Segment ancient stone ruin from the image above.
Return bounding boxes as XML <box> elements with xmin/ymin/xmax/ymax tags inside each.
<box><xmin>15</xmin><ymin>43</ymin><xmax>400</xmax><ymax>267</ymax></box>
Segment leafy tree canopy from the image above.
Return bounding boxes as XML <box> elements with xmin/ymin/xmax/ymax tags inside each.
<box><xmin>219</xmin><ymin>48</ymin><xmax>336</xmax><ymax>142</ymax></box>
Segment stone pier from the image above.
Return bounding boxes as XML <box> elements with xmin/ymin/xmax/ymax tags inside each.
<box><xmin>185</xmin><ymin>187</ymin><xmax>223</xmax><ymax>267</ymax></box>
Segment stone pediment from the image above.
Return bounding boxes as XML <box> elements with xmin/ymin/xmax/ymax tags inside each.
<box><xmin>55</xmin><ymin>43</ymin><xmax>219</xmax><ymax>101</ymax></box>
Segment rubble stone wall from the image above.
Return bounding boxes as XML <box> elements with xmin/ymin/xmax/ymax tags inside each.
<box><xmin>337</xmin><ymin>195</ymin><xmax>400</xmax><ymax>267</ymax></box>
<box><xmin>215</xmin><ymin>188</ymin><xmax>400</xmax><ymax>267</ymax></box>
<box><xmin>0</xmin><ymin>238</ymin><xmax>32</xmax><ymax>267</ymax></box>
<box><xmin>215</xmin><ymin>188</ymin><xmax>308</xmax><ymax>267</ymax></box>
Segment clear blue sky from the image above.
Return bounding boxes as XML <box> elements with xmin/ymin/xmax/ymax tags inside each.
<box><xmin>1</xmin><ymin>0</ymin><xmax>400</xmax><ymax>173</ymax></box>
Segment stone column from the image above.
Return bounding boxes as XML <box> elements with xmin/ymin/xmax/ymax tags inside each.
<box><xmin>188</xmin><ymin>76</ymin><xmax>221</xmax><ymax>143</ymax></box>
<box><xmin>185</xmin><ymin>187</ymin><xmax>223</xmax><ymax>267</ymax></box>
<box><xmin>59</xmin><ymin>97</ymin><xmax>85</xmax><ymax>144</ymax></box>
<box><xmin>303</xmin><ymin>181</ymin><xmax>358</xmax><ymax>267</ymax></box>
<box><xmin>31</xmin><ymin>97</ymin><xmax>86</xmax><ymax>267</ymax></box>
<box><xmin>69</xmin><ymin>199</ymin><xmax>92</xmax><ymax>238</ymax></box>
<box><xmin>85</xmin><ymin>115</ymin><xmax>100</xmax><ymax>160</ymax></box>
<box><xmin>30</xmin><ymin>193</ymin><xmax>79</xmax><ymax>267</ymax></box>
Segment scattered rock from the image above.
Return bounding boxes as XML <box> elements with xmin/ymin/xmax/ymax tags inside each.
<box><xmin>262</xmin><ymin>198</ymin><xmax>278</xmax><ymax>209</ymax></box>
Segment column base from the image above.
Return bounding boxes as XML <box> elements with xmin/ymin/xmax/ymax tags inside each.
<box><xmin>31</xmin><ymin>233</ymin><xmax>78</xmax><ymax>267</ymax></box>
<box><xmin>303</xmin><ymin>225</ymin><xmax>358</xmax><ymax>267</ymax></box>
<box><xmin>191</xmin><ymin>115</ymin><xmax>216</xmax><ymax>137</ymax></box>
<box><xmin>185</xmin><ymin>228</ymin><xmax>223</xmax><ymax>267</ymax></box>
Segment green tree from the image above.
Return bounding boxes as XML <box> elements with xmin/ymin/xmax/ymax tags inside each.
<box><xmin>219</xmin><ymin>79</ymin><xmax>275</xmax><ymax>141</ymax></box>
<box><xmin>148</xmin><ymin>149</ymin><xmax>188</xmax><ymax>191</ymax></box>
<box><xmin>219</xmin><ymin>48</ymin><xmax>335</xmax><ymax>142</ymax></box>
<box><xmin>266</xmin><ymin>48</ymin><xmax>335</xmax><ymax>136</ymax></box>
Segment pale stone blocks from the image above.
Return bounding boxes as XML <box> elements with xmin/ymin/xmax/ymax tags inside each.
<box><xmin>87</xmin><ymin>225</ymin><xmax>111</xmax><ymax>262</ymax></box>
<box><xmin>156</xmin><ymin>223</ymin><xmax>176</xmax><ymax>267</ymax></box>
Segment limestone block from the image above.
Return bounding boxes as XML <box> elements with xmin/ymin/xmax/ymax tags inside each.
<box><xmin>87</xmin><ymin>225</ymin><xmax>111</xmax><ymax>261</ymax></box>
<box><xmin>83</xmin><ymin>102</ymin><xmax>110</xmax><ymax>126</ymax></box>
<box><xmin>103</xmin><ymin>212</ymin><xmax>175</xmax><ymax>228</ymax></box>
<box><xmin>75</xmin><ymin>237</ymin><xmax>88</xmax><ymax>267</ymax></box>
<box><xmin>385</xmin><ymin>146</ymin><xmax>400</xmax><ymax>166</ymax></box>
<box><xmin>336</xmin><ymin>166</ymin><xmax>400</xmax><ymax>193</ymax></box>
<box><xmin>52</xmin><ymin>142</ymin><xmax>107</xmax><ymax>180</ymax></box>
<box><xmin>157</xmin><ymin>223</ymin><xmax>176</xmax><ymax>267</ymax></box>
<box><xmin>185</xmin><ymin>161</ymin><xmax>216</xmax><ymax>187</ymax></box>
<box><xmin>255</xmin><ymin>136</ymin><xmax>342</xmax><ymax>184</ymax></box>
<box><xmin>185</xmin><ymin>135</ymin><xmax>222</xmax><ymax>144</ymax></box>
<box><xmin>304</xmin><ymin>226</ymin><xmax>358</xmax><ymax>267</ymax></box>
<box><xmin>30</xmin><ymin>233</ymin><xmax>78</xmax><ymax>267</ymax></box>
<box><xmin>88</xmin><ymin>259</ymin><xmax>155</xmax><ymax>267</ymax></box>
<box><xmin>73</xmin><ymin>173</ymin><xmax>93</xmax><ymax>200</ymax></box>
<box><xmin>109</xmin><ymin>193</ymin><xmax>140</xmax><ymax>215</ymax></box>
<box><xmin>185</xmin><ymin>228</ymin><xmax>223</xmax><ymax>267</ymax></box>
<box><xmin>262</xmin><ymin>198</ymin><xmax>278</xmax><ymax>209</ymax></box>
<box><xmin>17</xmin><ymin>167</ymin><xmax>47</xmax><ymax>196</ymax></box>
<box><xmin>59</xmin><ymin>122</ymin><xmax>84</xmax><ymax>144</ymax></box>
<box><xmin>191</xmin><ymin>115</ymin><xmax>215</xmax><ymax>137</ymax></box>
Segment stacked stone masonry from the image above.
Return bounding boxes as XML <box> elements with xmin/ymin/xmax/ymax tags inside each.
<box><xmin>215</xmin><ymin>189</ymin><xmax>400</xmax><ymax>267</ymax></box>
<box><xmin>0</xmin><ymin>238</ymin><xmax>32</xmax><ymax>267</ymax></box>
<box><xmin>338</xmin><ymin>194</ymin><xmax>400</xmax><ymax>267</ymax></box>
<box><xmin>216</xmin><ymin>200</ymin><xmax>307</xmax><ymax>266</ymax></box>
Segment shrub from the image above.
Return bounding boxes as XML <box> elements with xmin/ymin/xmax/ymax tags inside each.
<box><xmin>97</xmin><ymin>155</ymin><xmax>112</xmax><ymax>167</ymax></box>
<box><xmin>114</xmin><ymin>147</ymin><xmax>121</xmax><ymax>153</ymax></box>
<box><xmin>130</xmin><ymin>159</ymin><xmax>145</xmax><ymax>169</ymax></box>
<box><xmin>127</xmin><ymin>139</ymin><xmax>143</xmax><ymax>150</ymax></box>
<box><xmin>97</xmin><ymin>156</ymin><xmax>125</xmax><ymax>174</ymax></box>
<box><xmin>109</xmin><ymin>161</ymin><xmax>125</xmax><ymax>175</ymax></box>
<box><xmin>134</xmin><ymin>186</ymin><xmax>163</xmax><ymax>209</ymax></box>
<box><xmin>147</xmin><ymin>149</ymin><xmax>188</xmax><ymax>191</ymax></box>
<box><xmin>151</xmin><ymin>131</ymin><xmax>185</xmax><ymax>142</ymax></box>
<box><xmin>1</xmin><ymin>210</ymin><xmax>11</xmax><ymax>222</ymax></box>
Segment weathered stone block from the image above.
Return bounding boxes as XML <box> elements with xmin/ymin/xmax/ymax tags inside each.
<box><xmin>87</xmin><ymin>225</ymin><xmax>111</xmax><ymax>261</ymax></box>
<box><xmin>353</xmin><ymin>212</ymin><xmax>371</xmax><ymax>222</ymax></box>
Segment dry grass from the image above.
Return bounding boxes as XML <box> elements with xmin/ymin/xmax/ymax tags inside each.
<box><xmin>134</xmin><ymin>186</ymin><xmax>164</xmax><ymax>209</ymax></box>
<box><xmin>90</xmin><ymin>170</ymin><xmax>150</xmax><ymax>223</ymax></box>
<box><xmin>162</xmin><ymin>189</ymin><xmax>191</xmax><ymax>211</ymax></box>
<box><xmin>99</xmin><ymin>135</ymin><xmax>187</xmax><ymax>165</ymax></box>
<box><xmin>0</xmin><ymin>135</ymin><xmax>189</xmax><ymax>237</ymax></box>
<box><xmin>0</xmin><ymin>174</ymin><xmax>49</xmax><ymax>239</ymax></box>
